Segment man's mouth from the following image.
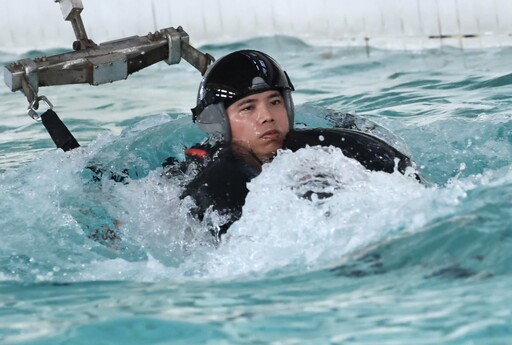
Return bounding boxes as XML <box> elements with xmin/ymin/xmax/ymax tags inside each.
<box><xmin>260</xmin><ymin>129</ymin><xmax>280</xmax><ymax>140</ymax></box>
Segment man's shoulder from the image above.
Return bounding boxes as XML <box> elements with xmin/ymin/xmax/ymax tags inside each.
<box><xmin>181</xmin><ymin>145</ymin><xmax>251</xmax><ymax>226</ymax></box>
<box><xmin>187</xmin><ymin>146</ymin><xmax>254</xmax><ymax>186</ymax></box>
<box><xmin>284</xmin><ymin>127</ymin><xmax>412</xmax><ymax>174</ymax></box>
<box><xmin>284</xmin><ymin>128</ymin><xmax>361</xmax><ymax>149</ymax></box>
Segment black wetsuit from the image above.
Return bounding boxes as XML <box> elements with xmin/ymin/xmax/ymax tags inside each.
<box><xmin>178</xmin><ymin>128</ymin><xmax>416</xmax><ymax>237</ymax></box>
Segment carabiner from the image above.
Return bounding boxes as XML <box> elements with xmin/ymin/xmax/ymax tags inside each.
<box><xmin>27</xmin><ymin>96</ymin><xmax>53</xmax><ymax>121</ymax></box>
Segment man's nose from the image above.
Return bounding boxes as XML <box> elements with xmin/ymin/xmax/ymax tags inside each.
<box><xmin>257</xmin><ymin>104</ymin><xmax>274</xmax><ymax>123</ymax></box>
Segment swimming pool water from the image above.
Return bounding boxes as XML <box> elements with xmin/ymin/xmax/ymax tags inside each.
<box><xmin>1</xmin><ymin>37</ymin><xmax>511</xmax><ymax>344</ymax></box>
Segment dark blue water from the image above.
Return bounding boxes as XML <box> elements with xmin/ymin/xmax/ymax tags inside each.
<box><xmin>1</xmin><ymin>37</ymin><xmax>511</xmax><ymax>344</ymax></box>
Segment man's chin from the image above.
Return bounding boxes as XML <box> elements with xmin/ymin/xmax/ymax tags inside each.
<box><xmin>257</xmin><ymin>141</ymin><xmax>284</xmax><ymax>160</ymax></box>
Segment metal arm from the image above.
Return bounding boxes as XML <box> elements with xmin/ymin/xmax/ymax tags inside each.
<box><xmin>55</xmin><ymin>0</ymin><xmax>97</xmax><ymax>50</ymax></box>
<box><xmin>4</xmin><ymin>26</ymin><xmax>214</xmax><ymax>105</ymax></box>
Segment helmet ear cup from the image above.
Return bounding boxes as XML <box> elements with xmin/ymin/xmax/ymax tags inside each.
<box><xmin>195</xmin><ymin>103</ymin><xmax>231</xmax><ymax>142</ymax></box>
<box><xmin>282</xmin><ymin>88</ymin><xmax>295</xmax><ymax>130</ymax></box>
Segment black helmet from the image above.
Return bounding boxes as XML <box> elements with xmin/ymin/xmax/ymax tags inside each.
<box><xmin>191</xmin><ymin>50</ymin><xmax>295</xmax><ymax>141</ymax></box>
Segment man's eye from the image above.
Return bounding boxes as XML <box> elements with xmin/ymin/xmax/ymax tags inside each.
<box><xmin>240</xmin><ymin>105</ymin><xmax>253</xmax><ymax>112</ymax></box>
<box><xmin>271</xmin><ymin>98</ymin><xmax>282</xmax><ymax>105</ymax></box>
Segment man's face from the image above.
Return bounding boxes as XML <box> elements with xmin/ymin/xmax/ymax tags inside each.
<box><xmin>226</xmin><ymin>90</ymin><xmax>290</xmax><ymax>163</ymax></box>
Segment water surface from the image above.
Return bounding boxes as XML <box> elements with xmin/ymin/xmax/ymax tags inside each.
<box><xmin>1</xmin><ymin>37</ymin><xmax>511</xmax><ymax>344</ymax></box>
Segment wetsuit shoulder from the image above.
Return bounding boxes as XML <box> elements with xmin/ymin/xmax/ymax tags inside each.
<box><xmin>284</xmin><ymin>128</ymin><xmax>413</xmax><ymax>174</ymax></box>
<box><xmin>181</xmin><ymin>146</ymin><xmax>259</xmax><ymax>235</ymax></box>
<box><xmin>162</xmin><ymin>141</ymin><xmax>223</xmax><ymax>177</ymax></box>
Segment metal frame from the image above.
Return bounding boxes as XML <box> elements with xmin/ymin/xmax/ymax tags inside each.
<box><xmin>4</xmin><ymin>0</ymin><xmax>214</xmax><ymax>111</ymax></box>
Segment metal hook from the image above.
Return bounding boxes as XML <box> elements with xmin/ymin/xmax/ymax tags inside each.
<box><xmin>27</xmin><ymin>96</ymin><xmax>53</xmax><ymax>121</ymax></box>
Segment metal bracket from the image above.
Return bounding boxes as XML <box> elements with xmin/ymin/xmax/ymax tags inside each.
<box><xmin>160</xmin><ymin>26</ymin><xmax>214</xmax><ymax>74</ymax></box>
<box><xmin>19</xmin><ymin>59</ymin><xmax>39</xmax><ymax>105</ymax></box>
<box><xmin>162</xmin><ymin>27</ymin><xmax>185</xmax><ymax>65</ymax></box>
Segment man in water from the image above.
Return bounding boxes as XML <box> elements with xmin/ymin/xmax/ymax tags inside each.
<box><xmin>172</xmin><ymin>50</ymin><xmax>418</xmax><ymax>238</ymax></box>
<box><xmin>33</xmin><ymin>49</ymin><xmax>417</xmax><ymax>242</ymax></box>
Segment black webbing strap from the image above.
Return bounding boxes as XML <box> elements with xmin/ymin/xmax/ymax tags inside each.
<box><xmin>40</xmin><ymin>109</ymin><xmax>80</xmax><ymax>152</ymax></box>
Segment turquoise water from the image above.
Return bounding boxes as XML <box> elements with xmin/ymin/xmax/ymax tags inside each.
<box><xmin>1</xmin><ymin>37</ymin><xmax>512</xmax><ymax>344</ymax></box>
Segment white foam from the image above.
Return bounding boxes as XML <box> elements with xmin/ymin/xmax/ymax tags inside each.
<box><xmin>77</xmin><ymin>145</ymin><xmax>497</xmax><ymax>282</ymax></box>
<box><xmin>4</xmin><ymin>140</ymin><xmax>508</xmax><ymax>283</ymax></box>
<box><xmin>203</xmin><ymin>146</ymin><xmax>432</xmax><ymax>278</ymax></box>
